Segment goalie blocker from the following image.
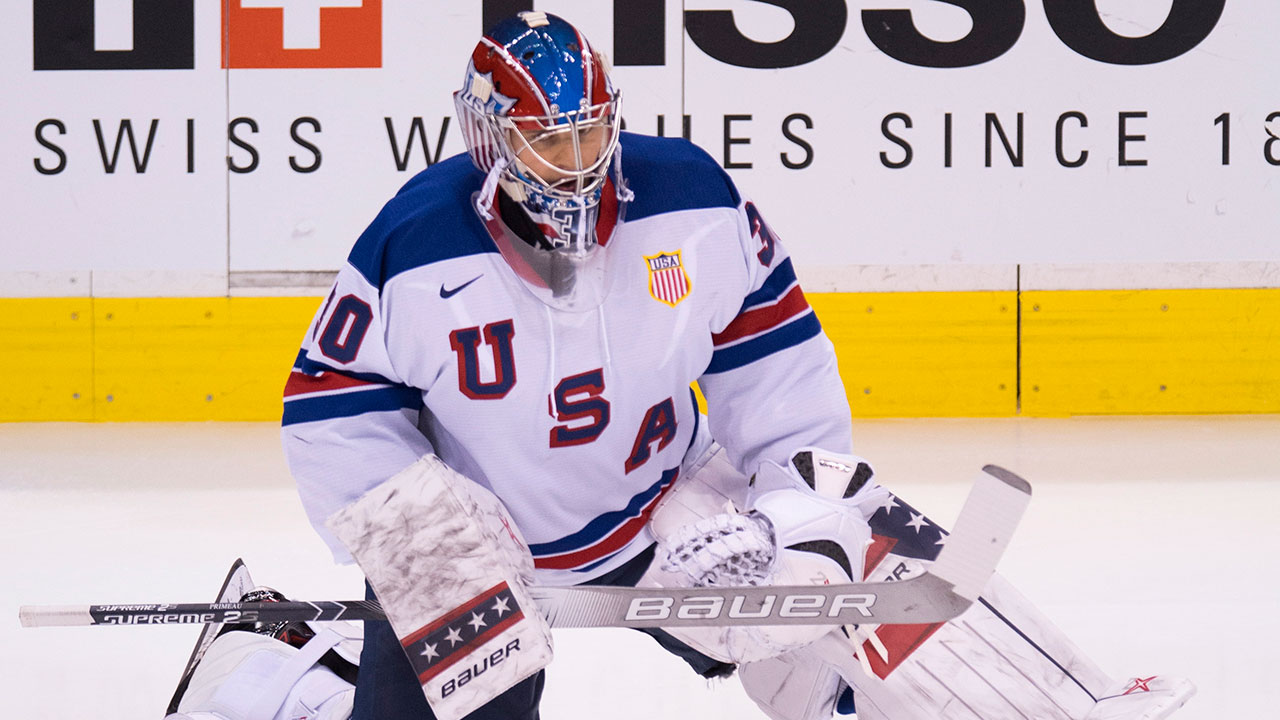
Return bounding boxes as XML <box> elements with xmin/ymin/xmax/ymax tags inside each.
<box><xmin>326</xmin><ymin>455</ymin><xmax>554</xmax><ymax>720</ymax></box>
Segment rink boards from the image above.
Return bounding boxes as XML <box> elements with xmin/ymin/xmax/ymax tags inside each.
<box><xmin>4</xmin><ymin>4</ymin><xmax>1277</xmax><ymax>421</ymax></box>
<box><xmin>3</xmin><ymin>282</ymin><xmax>1277</xmax><ymax>421</ymax></box>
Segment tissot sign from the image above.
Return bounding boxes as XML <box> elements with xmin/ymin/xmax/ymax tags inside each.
<box><xmin>7</xmin><ymin>1</ymin><xmax>1278</xmax><ymax>290</ymax></box>
<box><xmin>31</xmin><ymin>0</ymin><xmax>1227</xmax><ymax>71</ymax></box>
<box><xmin>600</xmin><ymin>0</ymin><xmax>1226</xmax><ymax>69</ymax></box>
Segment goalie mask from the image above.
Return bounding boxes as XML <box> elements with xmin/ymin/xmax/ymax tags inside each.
<box><xmin>455</xmin><ymin>12</ymin><xmax>628</xmax><ymax>311</ymax></box>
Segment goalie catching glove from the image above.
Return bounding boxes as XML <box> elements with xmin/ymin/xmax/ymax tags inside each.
<box><xmin>652</xmin><ymin>447</ymin><xmax>889</xmax><ymax>663</ymax></box>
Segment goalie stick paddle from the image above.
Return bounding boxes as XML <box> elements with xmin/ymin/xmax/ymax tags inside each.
<box><xmin>19</xmin><ymin>465</ymin><xmax>1031</xmax><ymax>630</ymax></box>
<box><xmin>166</xmin><ymin>558</ymin><xmax>256</xmax><ymax>715</ymax></box>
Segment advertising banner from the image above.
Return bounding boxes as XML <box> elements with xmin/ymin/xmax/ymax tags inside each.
<box><xmin>4</xmin><ymin>1</ymin><xmax>1277</xmax><ymax>295</ymax></box>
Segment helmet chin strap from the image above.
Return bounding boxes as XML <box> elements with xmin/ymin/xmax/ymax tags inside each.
<box><xmin>565</xmin><ymin>200</ymin><xmax>593</xmax><ymax>256</ymax></box>
<box><xmin>612</xmin><ymin>145</ymin><xmax>634</xmax><ymax>204</ymax></box>
<box><xmin>475</xmin><ymin>157</ymin><xmax>511</xmax><ymax>221</ymax></box>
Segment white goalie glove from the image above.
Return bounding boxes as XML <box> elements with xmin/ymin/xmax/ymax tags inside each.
<box><xmin>657</xmin><ymin>512</ymin><xmax>776</xmax><ymax>587</ymax></box>
<box><xmin>652</xmin><ymin>447</ymin><xmax>889</xmax><ymax>663</ymax></box>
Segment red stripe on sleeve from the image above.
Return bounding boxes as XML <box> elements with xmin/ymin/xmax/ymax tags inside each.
<box><xmin>283</xmin><ymin>371</ymin><xmax>377</xmax><ymax>398</ymax></box>
<box><xmin>712</xmin><ymin>285</ymin><xmax>811</xmax><ymax>346</ymax></box>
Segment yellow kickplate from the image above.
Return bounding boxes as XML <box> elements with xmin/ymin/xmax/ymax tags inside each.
<box><xmin>808</xmin><ymin>291</ymin><xmax>1018</xmax><ymax>418</ymax></box>
<box><xmin>0</xmin><ymin>298</ymin><xmax>95</xmax><ymax>421</ymax></box>
<box><xmin>5</xmin><ymin>288</ymin><xmax>1276</xmax><ymax>421</ymax></box>
<box><xmin>88</xmin><ymin>297</ymin><xmax>320</xmax><ymax>421</ymax></box>
<box><xmin>1022</xmin><ymin>288</ymin><xmax>1280</xmax><ymax>415</ymax></box>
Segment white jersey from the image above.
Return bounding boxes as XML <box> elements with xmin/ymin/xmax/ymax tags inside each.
<box><xmin>283</xmin><ymin>134</ymin><xmax>854</xmax><ymax>586</ymax></box>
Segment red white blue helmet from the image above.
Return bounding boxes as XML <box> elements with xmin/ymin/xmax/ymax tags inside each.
<box><xmin>454</xmin><ymin>11</ymin><xmax>623</xmax><ymax>257</ymax></box>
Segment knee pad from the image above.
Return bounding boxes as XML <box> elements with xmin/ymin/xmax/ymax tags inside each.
<box><xmin>171</xmin><ymin>628</ymin><xmax>356</xmax><ymax>720</ymax></box>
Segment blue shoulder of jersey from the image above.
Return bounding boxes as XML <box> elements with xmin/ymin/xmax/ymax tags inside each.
<box><xmin>618</xmin><ymin>133</ymin><xmax>742</xmax><ymax>221</ymax></box>
<box><xmin>346</xmin><ymin>137</ymin><xmax>741</xmax><ymax>291</ymax></box>
<box><xmin>346</xmin><ymin>153</ymin><xmax>497</xmax><ymax>291</ymax></box>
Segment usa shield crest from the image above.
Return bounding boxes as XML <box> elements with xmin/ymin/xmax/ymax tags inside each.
<box><xmin>645</xmin><ymin>251</ymin><xmax>691</xmax><ymax>307</ymax></box>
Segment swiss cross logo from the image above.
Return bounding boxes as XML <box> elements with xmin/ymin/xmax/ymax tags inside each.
<box><xmin>222</xmin><ymin>0</ymin><xmax>381</xmax><ymax>68</ymax></box>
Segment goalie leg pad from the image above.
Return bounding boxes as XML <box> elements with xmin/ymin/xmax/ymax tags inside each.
<box><xmin>1084</xmin><ymin>676</ymin><xmax>1196</xmax><ymax>720</ymax></box>
<box><xmin>169</xmin><ymin>629</ymin><xmax>354</xmax><ymax>720</ymax></box>
<box><xmin>809</xmin><ymin>555</ymin><xmax>1195</xmax><ymax>719</ymax></box>
<box><xmin>326</xmin><ymin>455</ymin><xmax>553</xmax><ymax>720</ymax></box>
<box><xmin>738</xmin><ymin>645</ymin><xmax>847</xmax><ymax>720</ymax></box>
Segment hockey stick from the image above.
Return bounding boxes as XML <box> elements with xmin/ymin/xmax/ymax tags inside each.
<box><xmin>19</xmin><ymin>465</ymin><xmax>1030</xmax><ymax>630</ymax></box>
<box><xmin>166</xmin><ymin>558</ymin><xmax>256</xmax><ymax>715</ymax></box>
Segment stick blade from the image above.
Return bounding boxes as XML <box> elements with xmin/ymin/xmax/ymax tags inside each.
<box><xmin>981</xmin><ymin>464</ymin><xmax>1033</xmax><ymax>495</ymax></box>
<box><xmin>928</xmin><ymin>465</ymin><xmax>1032</xmax><ymax>601</ymax></box>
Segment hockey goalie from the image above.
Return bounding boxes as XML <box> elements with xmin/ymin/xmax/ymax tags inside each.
<box><xmin>166</xmin><ymin>10</ymin><xmax>1193</xmax><ymax>720</ymax></box>
<box><xmin>164</xmin><ymin>445</ymin><xmax>1193</xmax><ymax>720</ymax></box>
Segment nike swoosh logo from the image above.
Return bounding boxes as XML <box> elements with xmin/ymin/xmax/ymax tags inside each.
<box><xmin>440</xmin><ymin>275</ymin><xmax>482</xmax><ymax>298</ymax></box>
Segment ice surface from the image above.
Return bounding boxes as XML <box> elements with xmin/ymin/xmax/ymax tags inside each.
<box><xmin>3</xmin><ymin>417</ymin><xmax>1276</xmax><ymax>719</ymax></box>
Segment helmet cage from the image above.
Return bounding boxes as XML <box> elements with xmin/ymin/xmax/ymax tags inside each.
<box><xmin>498</xmin><ymin>95</ymin><xmax>622</xmax><ymax>204</ymax></box>
<box><xmin>454</xmin><ymin>62</ymin><xmax>622</xmax><ymax>254</ymax></box>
